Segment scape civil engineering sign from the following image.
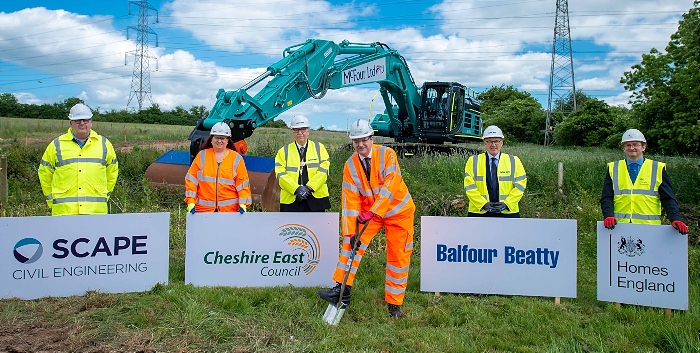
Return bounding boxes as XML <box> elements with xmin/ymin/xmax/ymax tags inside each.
<box><xmin>1</xmin><ymin>213</ymin><xmax>170</xmax><ymax>300</ymax></box>
<box><xmin>597</xmin><ymin>222</ymin><xmax>688</xmax><ymax>310</ymax></box>
<box><xmin>184</xmin><ymin>212</ymin><xmax>339</xmax><ymax>287</ymax></box>
<box><xmin>420</xmin><ymin>217</ymin><xmax>578</xmax><ymax>298</ymax></box>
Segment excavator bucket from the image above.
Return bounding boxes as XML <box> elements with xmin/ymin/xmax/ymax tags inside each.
<box><xmin>144</xmin><ymin>150</ymin><xmax>281</xmax><ymax>211</ymax></box>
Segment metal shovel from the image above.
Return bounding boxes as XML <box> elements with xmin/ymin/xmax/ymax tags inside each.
<box><xmin>322</xmin><ymin>220</ymin><xmax>369</xmax><ymax>326</ymax></box>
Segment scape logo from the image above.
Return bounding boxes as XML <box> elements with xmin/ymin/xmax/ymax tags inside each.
<box><xmin>14</xmin><ymin>238</ymin><xmax>43</xmax><ymax>264</ymax></box>
<box><xmin>276</xmin><ymin>224</ymin><xmax>321</xmax><ymax>275</ymax></box>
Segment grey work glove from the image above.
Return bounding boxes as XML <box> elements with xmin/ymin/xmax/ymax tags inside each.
<box><xmin>484</xmin><ymin>202</ymin><xmax>507</xmax><ymax>213</ymax></box>
<box><xmin>294</xmin><ymin>186</ymin><xmax>310</xmax><ymax>201</ymax></box>
<box><xmin>302</xmin><ymin>185</ymin><xmax>313</xmax><ymax>198</ymax></box>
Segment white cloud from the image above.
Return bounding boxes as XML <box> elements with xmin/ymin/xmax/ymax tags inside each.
<box><xmin>601</xmin><ymin>91</ymin><xmax>633</xmax><ymax>107</ymax></box>
<box><xmin>1</xmin><ymin>0</ymin><xmax>696</xmax><ymax>132</ymax></box>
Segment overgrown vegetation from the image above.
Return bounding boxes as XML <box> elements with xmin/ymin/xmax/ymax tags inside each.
<box><xmin>0</xmin><ymin>121</ymin><xmax>698</xmax><ymax>352</ymax></box>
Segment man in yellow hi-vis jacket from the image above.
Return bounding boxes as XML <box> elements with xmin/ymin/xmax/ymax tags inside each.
<box><xmin>463</xmin><ymin>125</ymin><xmax>527</xmax><ymax>217</ymax></box>
<box><xmin>275</xmin><ymin>115</ymin><xmax>330</xmax><ymax>212</ymax></box>
<box><xmin>600</xmin><ymin>128</ymin><xmax>688</xmax><ymax>234</ymax></box>
<box><xmin>38</xmin><ymin>103</ymin><xmax>118</xmax><ymax>215</ymax></box>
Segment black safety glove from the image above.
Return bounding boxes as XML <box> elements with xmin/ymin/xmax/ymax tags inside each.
<box><xmin>302</xmin><ymin>185</ymin><xmax>313</xmax><ymax>198</ymax></box>
<box><xmin>294</xmin><ymin>186</ymin><xmax>309</xmax><ymax>201</ymax></box>
<box><xmin>492</xmin><ymin>202</ymin><xmax>507</xmax><ymax>212</ymax></box>
<box><xmin>348</xmin><ymin>234</ymin><xmax>361</xmax><ymax>251</ymax></box>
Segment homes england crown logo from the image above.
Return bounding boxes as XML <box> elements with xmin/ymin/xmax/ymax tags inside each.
<box><xmin>618</xmin><ymin>236</ymin><xmax>644</xmax><ymax>257</ymax></box>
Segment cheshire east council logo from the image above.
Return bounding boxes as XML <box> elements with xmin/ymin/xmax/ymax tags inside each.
<box><xmin>14</xmin><ymin>238</ymin><xmax>44</xmax><ymax>264</ymax></box>
<box><xmin>276</xmin><ymin>224</ymin><xmax>321</xmax><ymax>275</ymax></box>
<box><xmin>618</xmin><ymin>236</ymin><xmax>644</xmax><ymax>257</ymax></box>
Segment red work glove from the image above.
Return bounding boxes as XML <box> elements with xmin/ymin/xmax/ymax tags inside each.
<box><xmin>604</xmin><ymin>217</ymin><xmax>617</xmax><ymax>230</ymax></box>
<box><xmin>671</xmin><ymin>221</ymin><xmax>689</xmax><ymax>235</ymax></box>
<box><xmin>358</xmin><ymin>211</ymin><xmax>374</xmax><ymax>224</ymax></box>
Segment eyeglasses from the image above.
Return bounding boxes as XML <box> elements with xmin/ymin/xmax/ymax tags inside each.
<box><xmin>484</xmin><ymin>139</ymin><xmax>502</xmax><ymax>145</ymax></box>
<box><xmin>292</xmin><ymin>128</ymin><xmax>309</xmax><ymax>134</ymax></box>
<box><xmin>623</xmin><ymin>142</ymin><xmax>643</xmax><ymax>148</ymax></box>
<box><xmin>352</xmin><ymin>136</ymin><xmax>373</xmax><ymax>145</ymax></box>
<box><xmin>212</xmin><ymin>136</ymin><xmax>228</xmax><ymax>141</ymax></box>
<box><xmin>72</xmin><ymin>119</ymin><xmax>92</xmax><ymax>124</ymax></box>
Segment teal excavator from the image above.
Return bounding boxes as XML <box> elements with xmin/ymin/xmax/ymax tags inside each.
<box><xmin>145</xmin><ymin>39</ymin><xmax>483</xmax><ymax>210</ymax></box>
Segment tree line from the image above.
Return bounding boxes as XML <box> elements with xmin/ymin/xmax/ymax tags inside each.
<box><xmin>0</xmin><ymin>95</ymin><xmax>289</xmax><ymax>129</ymax></box>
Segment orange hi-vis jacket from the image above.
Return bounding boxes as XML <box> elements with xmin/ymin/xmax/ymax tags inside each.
<box><xmin>341</xmin><ymin>145</ymin><xmax>415</xmax><ymax>235</ymax></box>
<box><xmin>184</xmin><ymin>148</ymin><xmax>251</xmax><ymax>212</ymax></box>
<box><xmin>335</xmin><ymin>144</ymin><xmax>415</xmax><ymax>305</ymax></box>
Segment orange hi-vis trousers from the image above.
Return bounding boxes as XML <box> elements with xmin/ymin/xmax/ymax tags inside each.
<box><xmin>331</xmin><ymin>211</ymin><xmax>414</xmax><ymax>306</ymax></box>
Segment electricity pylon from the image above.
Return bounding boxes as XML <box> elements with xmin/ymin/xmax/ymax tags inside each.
<box><xmin>544</xmin><ymin>0</ymin><xmax>576</xmax><ymax>146</ymax></box>
<box><xmin>126</xmin><ymin>0</ymin><xmax>158</xmax><ymax>111</ymax></box>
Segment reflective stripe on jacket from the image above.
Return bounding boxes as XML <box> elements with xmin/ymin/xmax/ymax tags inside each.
<box><xmin>341</xmin><ymin>145</ymin><xmax>415</xmax><ymax>236</ymax></box>
<box><xmin>275</xmin><ymin>140</ymin><xmax>330</xmax><ymax>204</ymax></box>
<box><xmin>38</xmin><ymin>129</ymin><xmax>118</xmax><ymax>216</ymax></box>
<box><xmin>609</xmin><ymin>159</ymin><xmax>663</xmax><ymax>224</ymax></box>
<box><xmin>463</xmin><ymin>152</ymin><xmax>527</xmax><ymax>214</ymax></box>
<box><xmin>184</xmin><ymin>148</ymin><xmax>251</xmax><ymax>212</ymax></box>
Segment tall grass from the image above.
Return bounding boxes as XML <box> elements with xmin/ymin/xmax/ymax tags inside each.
<box><xmin>1</xmin><ymin>120</ymin><xmax>699</xmax><ymax>352</ymax></box>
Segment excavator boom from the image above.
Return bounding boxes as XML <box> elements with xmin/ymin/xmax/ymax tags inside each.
<box><xmin>146</xmin><ymin>39</ymin><xmax>483</xmax><ymax>211</ymax></box>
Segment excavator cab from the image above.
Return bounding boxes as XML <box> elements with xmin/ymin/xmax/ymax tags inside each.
<box><xmin>417</xmin><ymin>82</ymin><xmax>481</xmax><ymax>143</ymax></box>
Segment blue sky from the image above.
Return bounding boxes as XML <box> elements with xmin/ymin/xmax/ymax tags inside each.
<box><xmin>0</xmin><ymin>0</ymin><xmax>693</xmax><ymax>131</ymax></box>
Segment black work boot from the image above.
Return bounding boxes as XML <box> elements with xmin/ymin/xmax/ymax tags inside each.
<box><xmin>388</xmin><ymin>303</ymin><xmax>402</xmax><ymax>318</ymax></box>
<box><xmin>318</xmin><ymin>282</ymin><xmax>351</xmax><ymax>305</ymax></box>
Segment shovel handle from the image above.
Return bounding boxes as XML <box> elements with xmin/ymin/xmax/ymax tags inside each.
<box><xmin>337</xmin><ymin>219</ymin><xmax>370</xmax><ymax>305</ymax></box>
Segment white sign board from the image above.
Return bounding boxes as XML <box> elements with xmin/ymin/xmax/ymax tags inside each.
<box><xmin>0</xmin><ymin>213</ymin><xmax>170</xmax><ymax>300</ymax></box>
<box><xmin>597</xmin><ymin>222</ymin><xmax>688</xmax><ymax>310</ymax></box>
<box><xmin>421</xmin><ymin>217</ymin><xmax>577</xmax><ymax>297</ymax></box>
<box><xmin>341</xmin><ymin>57</ymin><xmax>387</xmax><ymax>86</ymax></box>
<box><xmin>185</xmin><ymin>212</ymin><xmax>339</xmax><ymax>287</ymax></box>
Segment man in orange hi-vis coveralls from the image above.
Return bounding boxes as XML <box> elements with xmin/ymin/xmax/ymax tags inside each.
<box><xmin>185</xmin><ymin>122</ymin><xmax>251</xmax><ymax>213</ymax></box>
<box><xmin>317</xmin><ymin>119</ymin><xmax>415</xmax><ymax>318</ymax></box>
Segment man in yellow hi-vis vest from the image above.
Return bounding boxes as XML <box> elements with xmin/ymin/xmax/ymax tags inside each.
<box><xmin>600</xmin><ymin>129</ymin><xmax>688</xmax><ymax>234</ymax></box>
<box><xmin>274</xmin><ymin>115</ymin><xmax>330</xmax><ymax>212</ymax></box>
<box><xmin>463</xmin><ymin>125</ymin><xmax>527</xmax><ymax>217</ymax></box>
<box><xmin>38</xmin><ymin>103</ymin><xmax>119</xmax><ymax>216</ymax></box>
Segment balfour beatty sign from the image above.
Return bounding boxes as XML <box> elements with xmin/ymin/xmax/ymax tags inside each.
<box><xmin>185</xmin><ymin>213</ymin><xmax>339</xmax><ymax>287</ymax></box>
<box><xmin>421</xmin><ymin>217</ymin><xmax>577</xmax><ymax>298</ymax></box>
<box><xmin>0</xmin><ymin>213</ymin><xmax>170</xmax><ymax>300</ymax></box>
<box><xmin>597</xmin><ymin>223</ymin><xmax>688</xmax><ymax>310</ymax></box>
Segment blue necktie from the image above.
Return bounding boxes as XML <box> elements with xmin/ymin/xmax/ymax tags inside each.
<box><xmin>490</xmin><ymin>157</ymin><xmax>498</xmax><ymax>201</ymax></box>
<box><xmin>629</xmin><ymin>163</ymin><xmax>640</xmax><ymax>183</ymax></box>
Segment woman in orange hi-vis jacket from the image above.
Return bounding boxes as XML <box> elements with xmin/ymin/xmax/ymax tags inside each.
<box><xmin>317</xmin><ymin>119</ymin><xmax>415</xmax><ymax>319</ymax></box>
<box><xmin>184</xmin><ymin>122</ymin><xmax>251</xmax><ymax>214</ymax></box>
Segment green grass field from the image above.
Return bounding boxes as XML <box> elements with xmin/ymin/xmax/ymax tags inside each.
<box><xmin>1</xmin><ymin>117</ymin><xmax>699</xmax><ymax>352</ymax></box>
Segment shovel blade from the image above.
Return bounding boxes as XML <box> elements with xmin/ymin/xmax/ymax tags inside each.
<box><xmin>322</xmin><ymin>302</ymin><xmax>347</xmax><ymax>326</ymax></box>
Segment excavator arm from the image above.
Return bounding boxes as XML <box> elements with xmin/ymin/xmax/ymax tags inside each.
<box><xmin>188</xmin><ymin>39</ymin><xmax>423</xmax><ymax>158</ymax></box>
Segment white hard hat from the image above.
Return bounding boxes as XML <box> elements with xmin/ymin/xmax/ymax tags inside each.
<box><xmin>348</xmin><ymin>119</ymin><xmax>373</xmax><ymax>139</ymax></box>
<box><xmin>621</xmin><ymin>129</ymin><xmax>646</xmax><ymax>144</ymax></box>
<box><xmin>210</xmin><ymin>122</ymin><xmax>232</xmax><ymax>137</ymax></box>
<box><xmin>290</xmin><ymin>115</ymin><xmax>310</xmax><ymax>129</ymax></box>
<box><xmin>482</xmin><ymin>125</ymin><xmax>504</xmax><ymax>139</ymax></box>
<box><xmin>68</xmin><ymin>103</ymin><xmax>93</xmax><ymax>120</ymax></box>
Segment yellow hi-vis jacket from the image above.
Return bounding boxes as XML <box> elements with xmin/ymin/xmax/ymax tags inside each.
<box><xmin>463</xmin><ymin>152</ymin><xmax>527</xmax><ymax>214</ymax></box>
<box><xmin>608</xmin><ymin>159</ymin><xmax>664</xmax><ymax>224</ymax></box>
<box><xmin>275</xmin><ymin>140</ymin><xmax>330</xmax><ymax>204</ymax></box>
<box><xmin>38</xmin><ymin>129</ymin><xmax>119</xmax><ymax>216</ymax></box>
